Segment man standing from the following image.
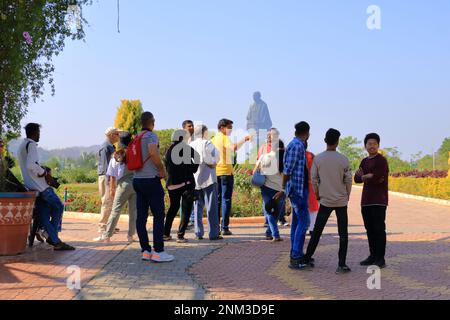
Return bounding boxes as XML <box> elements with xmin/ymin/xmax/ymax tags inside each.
<box><xmin>18</xmin><ymin>123</ymin><xmax>75</xmax><ymax>251</ymax></box>
<box><xmin>182</xmin><ymin>120</ymin><xmax>196</xmax><ymax>228</ymax></box>
<box><xmin>274</xmin><ymin>122</ymin><xmax>310</xmax><ymax>269</ymax></box>
<box><xmin>190</xmin><ymin>125</ymin><xmax>222</xmax><ymax>240</ymax></box>
<box><xmin>303</xmin><ymin>129</ymin><xmax>353</xmax><ymax>274</ymax></box>
<box><xmin>97</xmin><ymin>127</ymin><xmax>120</xmax><ymax>233</ymax></box>
<box><xmin>212</xmin><ymin>119</ymin><xmax>251</xmax><ymax>235</ymax></box>
<box><xmin>133</xmin><ymin>112</ymin><xmax>174</xmax><ymax>263</ymax></box>
<box><xmin>246</xmin><ymin>91</ymin><xmax>272</xmax><ymax>151</ymax></box>
<box><xmin>94</xmin><ymin>132</ymin><xmax>137</xmax><ymax>244</ymax></box>
<box><xmin>163</xmin><ymin>130</ymin><xmax>200</xmax><ymax>243</ymax></box>
<box><xmin>355</xmin><ymin>133</ymin><xmax>389</xmax><ymax>269</ymax></box>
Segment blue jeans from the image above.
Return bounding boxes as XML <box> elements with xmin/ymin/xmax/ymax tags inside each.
<box><xmin>36</xmin><ymin>187</ymin><xmax>64</xmax><ymax>244</ymax></box>
<box><xmin>133</xmin><ymin>178</ymin><xmax>165</xmax><ymax>253</ymax></box>
<box><xmin>217</xmin><ymin>175</ymin><xmax>234</xmax><ymax>231</ymax></box>
<box><xmin>289</xmin><ymin>189</ymin><xmax>310</xmax><ymax>259</ymax></box>
<box><xmin>264</xmin><ymin>197</ymin><xmax>286</xmax><ymax>224</ymax></box>
<box><xmin>260</xmin><ymin>185</ymin><xmax>283</xmax><ymax>238</ymax></box>
<box><xmin>194</xmin><ymin>183</ymin><xmax>220</xmax><ymax>239</ymax></box>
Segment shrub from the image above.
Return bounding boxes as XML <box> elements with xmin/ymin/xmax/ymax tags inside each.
<box><xmin>391</xmin><ymin>170</ymin><xmax>447</xmax><ymax>178</ymax></box>
<box><xmin>389</xmin><ymin>177</ymin><xmax>450</xmax><ymax>200</ymax></box>
<box><xmin>57</xmin><ymin>168</ymin><xmax>97</xmax><ymax>184</ymax></box>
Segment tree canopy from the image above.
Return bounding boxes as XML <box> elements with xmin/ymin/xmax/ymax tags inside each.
<box><xmin>0</xmin><ymin>0</ymin><xmax>91</xmax><ymax>136</ymax></box>
<box><xmin>114</xmin><ymin>99</ymin><xmax>143</xmax><ymax>136</ymax></box>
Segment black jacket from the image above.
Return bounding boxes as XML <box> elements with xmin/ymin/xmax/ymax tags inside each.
<box><xmin>164</xmin><ymin>142</ymin><xmax>200</xmax><ymax>189</ymax></box>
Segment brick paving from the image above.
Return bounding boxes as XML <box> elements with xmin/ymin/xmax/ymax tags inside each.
<box><xmin>0</xmin><ymin>188</ymin><xmax>449</xmax><ymax>300</ymax></box>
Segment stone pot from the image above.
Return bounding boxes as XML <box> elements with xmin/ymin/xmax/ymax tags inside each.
<box><xmin>0</xmin><ymin>192</ymin><xmax>38</xmax><ymax>256</ymax></box>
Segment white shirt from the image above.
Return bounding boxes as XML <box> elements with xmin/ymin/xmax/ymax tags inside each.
<box><xmin>18</xmin><ymin>138</ymin><xmax>49</xmax><ymax>193</ymax></box>
<box><xmin>189</xmin><ymin>138</ymin><xmax>220</xmax><ymax>190</ymax></box>
<box><xmin>259</xmin><ymin>151</ymin><xmax>283</xmax><ymax>192</ymax></box>
<box><xmin>106</xmin><ymin>158</ymin><xmax>125</xmax><ymax>180</ymax></box>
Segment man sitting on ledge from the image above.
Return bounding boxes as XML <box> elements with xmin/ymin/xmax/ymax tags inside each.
<box><xmin>18</xmin><ymin>123</ymin><xmax>75</xmax><ymax>251</ymax></box>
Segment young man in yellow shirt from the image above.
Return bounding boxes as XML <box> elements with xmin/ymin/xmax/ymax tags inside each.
<box><xmin>212</xmin><ymin>119</ymin><xmax>252</xmax><ymax>235</ymax></box>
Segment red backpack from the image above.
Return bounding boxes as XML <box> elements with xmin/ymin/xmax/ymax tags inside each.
<box><xmin>127</xmin><ymin>131</ymin><xmax>150</xmax><ymax>171</ymax></box>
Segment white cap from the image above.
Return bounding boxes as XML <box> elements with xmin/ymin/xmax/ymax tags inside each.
<box><xmin>105</xmin><ymin>127</ymin><xmax>120</xmax><ymax>136</ymax></box>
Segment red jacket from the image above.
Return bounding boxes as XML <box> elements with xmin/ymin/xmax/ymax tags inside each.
<box><xmin>306</xmin><ymin>151</ymin><xmax>319</xmax><ymax>212</ymax></box>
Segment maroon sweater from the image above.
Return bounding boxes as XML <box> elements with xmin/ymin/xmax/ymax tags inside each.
<box><xmin>354</xmin><ymin>154</ymin><xmax>389</xmax><ymax>206</ymax></box>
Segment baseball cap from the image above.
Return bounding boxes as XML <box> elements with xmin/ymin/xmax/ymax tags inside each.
<box><xmin>105</xmin><ymin>127</ymin><xmax>120</xmax><ymax>136</ymax></box>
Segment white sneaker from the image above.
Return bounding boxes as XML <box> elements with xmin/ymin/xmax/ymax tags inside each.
<box><xmin>127</xmin><ymin>236</ymin><xmax>135</xmax><ymax>244</ymax></box>
<box><xmin>142</xmin><ymin>250</ymin><xmax>152</xmax><ymax>261</ymax></box>
<box><xmin>93</xmin><ymin>235</ymin><xmax>111</xmax><ymax>243</ymax></box>
<box><xmin>151</xmin><ymin>251</ymin><xmax>175</xmax><ymax>263</ymax></box>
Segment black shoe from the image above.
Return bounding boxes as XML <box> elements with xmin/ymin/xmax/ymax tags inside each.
<box><xmin>301</xmin><ymin>256</ymin><xmax>315</xmax><ymax>268</ymax></box>
<box><xmin>46</xmin><ymin>238</ymin><xmax>55</xmax><ymax>246</ymax></box>
<box><xmin>221</xmin><ymin>230</ymin><xmax>233</xmax><ymax>236</ymax></box>
<box><xmin>336</xmin><ymin>265</ymin><xmax>352</xmax><ymax>274</ymax></box>
<box><xmin>177</xmin><ymin>237</ymin><xmax>188</xmax><ymax>243</ymax></box>
<box><xmin>265</xmin><ymin>235</ymin><xmax>274</xmax><ymax>241</ymax></box>
<box><xmin>289</xmin><ymin>257</ymin><xmax>311</xmax><ymax>270</ymax></box>
<box><xmin>374</xmin><ymin>260</ymin><xmax>387</xmax><ymax>269</ymax></box>
<box><xmin>54</xmin><ymin>242</ymin><xmax>76</xmax><ymax>251</ymax></box>
<box><xmin>209</xmin><ymin>236</ymin><xmax>224</xmax><ymax>241</ymax></box>
<box><xmin>360</xmin><ymin>256</ymin><xmax>376</xmax><ymax>266</ymax></box>
<box><xmin>196</xmin><ymin>236</ymin><xmax>204</xmax><ymax>240</ymax></box>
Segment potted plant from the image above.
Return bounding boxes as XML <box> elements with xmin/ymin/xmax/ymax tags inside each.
<box><xmin>0</xmin><ymin>160</ymin><xmax>38</xmax><ymax>255</ymax></box>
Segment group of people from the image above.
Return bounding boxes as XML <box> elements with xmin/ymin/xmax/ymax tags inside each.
<box><xmin>15</xmin><ymin>110</ymin><xmax>389</xmax><ymax>273</ymax></box>
<box><xmin>92</xmin><ymin>113</ymin><xmax>252</xmax><ymax>262</ymax></box>
<box><xmin>251</xmin><ymin>122</ymin><xmax>388</xmax><ymax>273</ymax></box>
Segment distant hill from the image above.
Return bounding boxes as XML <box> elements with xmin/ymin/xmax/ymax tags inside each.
<box><xmin>8</xmin><ymin>139</ymin><xmax>101</xmax><ymax>163</ymax></box>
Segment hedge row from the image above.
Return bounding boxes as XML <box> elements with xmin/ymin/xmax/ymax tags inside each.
<box><xmin>389</xmin><ymin>177</ymin><xmax>450</xmax><ymax>201</ymax></box>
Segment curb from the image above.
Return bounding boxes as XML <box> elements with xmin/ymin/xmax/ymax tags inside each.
<box><xmin>63</xmin><ymin>211</ymin><xmax>265</xmax><ymax>224</ymax></box>
<box><xmin>353</xmin><ymin>185</ymin><xmax>450</xmax><ymax>207</ymax></box>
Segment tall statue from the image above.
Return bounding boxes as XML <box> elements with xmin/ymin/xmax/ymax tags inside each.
<box><xmin>246</xmin><ymin>92</ymin><xmax>273</xmax><ymax>161</ymax></box>
<box><xmin>246</xmin><ymin>91</ymin><xmax>272</xmax><ymax>132</ymax></box>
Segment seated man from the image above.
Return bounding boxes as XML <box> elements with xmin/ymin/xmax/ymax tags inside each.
<box><xmin>18</xmin><ymin>123</ymin><xmax>75</xmax><ymax>251</ymax></box>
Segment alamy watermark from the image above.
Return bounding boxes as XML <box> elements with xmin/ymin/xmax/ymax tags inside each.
<box><xmin>66</xmin><ymin>265</ymin><xmax>81</xmax><ymax>290</ymax></box>
<box><xmin>367</xmin><ymin>5</ymin><xmax>382</xmax><ymax>30</ymax></box>
<box><xmin>67</xmin><ymin>5</ymin><xmax>82</xmax><ymax>32</ymax></box>
<box><xmin>366</xmin><ymin>266</ymin><xmax>381</xmax><ymax>290</ymax></box>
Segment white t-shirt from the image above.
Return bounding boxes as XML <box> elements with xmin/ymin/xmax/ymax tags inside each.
<box><xmin>259</xmin><ymin>151</ymin><xmax>283</xmax><ymax>192</ymax></box>
<box><xmin>18</xmin><ymin>139</ymin><xmax>48</xmax><ymax>193</ymax></box>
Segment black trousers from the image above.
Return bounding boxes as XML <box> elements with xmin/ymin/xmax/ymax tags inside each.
<box><xmin>305</xmin><ymin>205</ymin><xmax>349</xmax><ymax>267</ymax></box>
<box><xmin>164</xmin><ymin>185</ymin><xmax>195</xmax><ymax>238</ymax></box>
<box><xmin>361</xmin><ymin>205</ymin><xmax>387</xmax><ymax>262</ymax></box>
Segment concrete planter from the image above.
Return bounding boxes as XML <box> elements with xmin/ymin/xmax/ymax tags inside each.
<box><xmin>0</xmin><ymin>192</ymin><xmax>38</xmax><ymax>256</ymax></box>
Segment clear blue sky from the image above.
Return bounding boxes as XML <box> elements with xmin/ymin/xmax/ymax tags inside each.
<box><xmin>22</xmin><ymin>0</ymin><xmax>450</xmax><ymax>160</ymax></box>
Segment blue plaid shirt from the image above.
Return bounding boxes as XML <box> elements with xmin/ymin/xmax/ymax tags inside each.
<box><xmin>283</xmin><ymin>137</ymin><xmax>307</xmax><ymax>197</ymax></box>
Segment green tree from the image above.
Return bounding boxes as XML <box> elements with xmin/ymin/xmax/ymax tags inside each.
<box><xmin>114</xmin><ymin>100</ymin><xmax>143</xmax><ymax>136</ymax></box>
<box><xmin>416</xmin><ymin>155</ymin><xmax>433</xmax><ymax>171</ymax></box>
<box><xmin>438</xmin><ymin>137</ymin><xmax>450</xmax><ymax>158</ymax></box>
<box><xmin>338</xmin><ymin>136</ymin><xmax>365</xmax><ymax>171</ymax></box>
<box><xmin>383</xmin><ymin>147</ymin><xmax>411</xmax><ymax>173</ymax></box>
<box><xmin>45</xmin><ymin>156</ymin><xmax>62</xmax><ymax>171</ymax></box>
<box><xmin>0</xmin><ymin>0</ymin><xmax>91</xmax><ymax>136</ymax></box>
<box><xmin>76</xmin><ymin>152</ymin><xmax>96</xmax><ymax>169</ymax></box>
<box><xmin>154</xmin><ymin>129</ymin><xmax>175</xmax><ymax>160</ymax></box>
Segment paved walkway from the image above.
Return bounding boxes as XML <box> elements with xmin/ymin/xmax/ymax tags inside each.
<box><xmin>0</xmin><ymin>188</ymin><xmax>449</xmax><ymax>300</ymax></box>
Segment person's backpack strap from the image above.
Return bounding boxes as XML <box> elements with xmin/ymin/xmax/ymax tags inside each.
<box><xmin>25</xmin><ymin>141</ymin><xmax>32</xmax><ymax>154</ymax></box>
